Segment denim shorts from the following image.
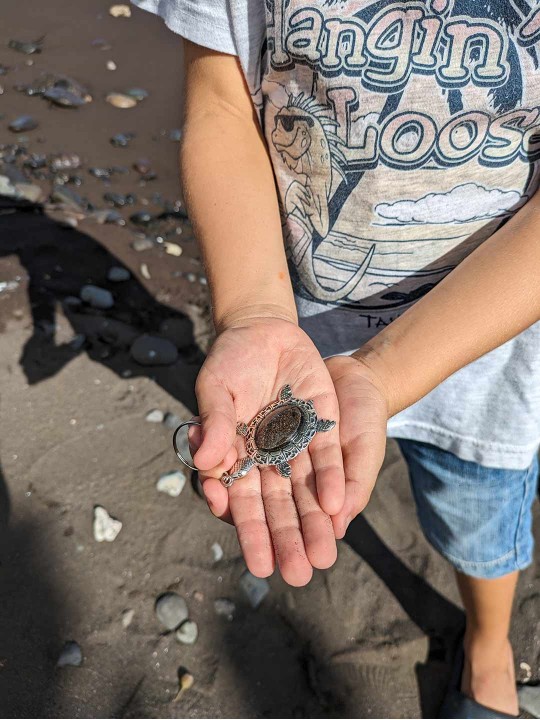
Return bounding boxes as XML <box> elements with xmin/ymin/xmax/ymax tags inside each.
<box><xmin>397</xmin><ymin>439</ymin><xmax>538</xmax><ymax>579</ymax></box>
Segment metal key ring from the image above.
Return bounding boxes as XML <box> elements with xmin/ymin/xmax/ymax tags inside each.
<box><xmin>172</xmin><ymin>420</ymin><xmax>200</xmax><ymax>471</ymax></box>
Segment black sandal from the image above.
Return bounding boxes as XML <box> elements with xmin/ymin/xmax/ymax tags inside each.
<box><xmin>438</xmin><ymin>635</ymin><xmax>519</xmax><ymax>719</ymax></box>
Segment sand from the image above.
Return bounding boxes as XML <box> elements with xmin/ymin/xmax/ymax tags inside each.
<box><xmin>0</xmin><ymin>0</ymin><xmax>538</xmax><ymax>717</ymax></box>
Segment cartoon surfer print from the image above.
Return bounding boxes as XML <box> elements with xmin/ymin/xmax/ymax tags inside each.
<box><xmin>257</xmin><ymin>0</ymin><xmax>540</xmax><ymax>314</ymax></box>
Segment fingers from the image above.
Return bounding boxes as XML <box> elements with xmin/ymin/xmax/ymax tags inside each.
<box><xmin>260</xmin><ymin>466</ymin><xmax>313</xmax><ymax>587</ymax></box>
<box><xmin>193</xmin><ymin>370</ymin><xmax>237</xmax><ymax>471</ymax></box>
<box><xmin>308</xmin><ymin>393</ymin><xmax>345</xmax><ymax>516</ymax></box>
<box><xmin>291</xmin><ymin>452</ymin><xmax>337</xmax><ymax>570</ymax></box>
<box><xmin>189</xmin><ymin>423</ymin><xmax>232</xmax><ymax>523</ymax></box>
<box><xmin>228</xmin><ymin>466</ymin><xmax>275</xmax><ymax>579</ymax></box>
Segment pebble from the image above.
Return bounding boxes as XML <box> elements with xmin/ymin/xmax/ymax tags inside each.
<box><xmin>90</xmin><ymin>209</ymin><xmax>125</xmax><ymax>225</ymax></box>
<box><xmin>121</xmin><ymin>609</ymin><xmax>135</xmax><ymax>628</ymax></box>
<box><xmin>140</xmin><ymin>263</ymin><xmax>151</xmax><ymax>280</ymax></box>
<box><xmin>130</xmin><ymin>210</ymin><xmax>154</xmax><ymax>226</ymax></box>
<box><xmin>106</xmin><ymin>60</ymin><xmax>117</xmax><ymax>71</ymax></box>
<box><xmin>9</xmin><ymin>115</ymin><xmax>38</xmax><ymax>133</ymax></box>
<box><xmin>107</xmin><ymin>266</ymin><xmax>130</xmax><ymax>282</ymax></box>
<box><xmin>239</xmin><ymin>570</ymin><xmax>269</xmax><ymax>609</ymax></box>
<box><xmin>80</xmin><ymin>285</ymin><xmax>114</xmax><ymax>310</ymax></box>
<box><xmin>155</xmin><ymin>592</ymin><xmax>189</xmax><ymax>631</ymax></box>
<box><xmin>164</xmin><ymin>242</ymin><xmax>182</xmax><ymax>257</ymax></box>
<box><xmin>110</xmin><ymin>131</ymin><xmax>135</xmax><ymax>147</ymax></box>
<box><xmin>93</xmin><ymin>505</ymin><xmax>122</xmax><ymax>542</ymax></box>
<box><xmin>175</xmin><ymin>620</ymin><xmax>198</xmax><ymax>645</ymax></box>
<box><xmin>519</xmin><ymin>661</ymin><xmax>532</xmax><ymax>681</ymax></box>
<box><xmin>169</xmin><ymin>129</ymin><xmax>182</xmax><ymax>142</ymax></box>
<box><xmin>104</xmin><ymin>191</ymin><xmax>136</xmax><ymax>207</ymax></box>
<box><xmin>211</xmin><ymin>542</ymin><xmax>223</xmax><ymax>563</ymax></box>
<box><xmin>131</xmin><ymin>335</ymin><xmax>178</xmax><ymax>366</ymax></box>
<box><xmin>126</xmin><ymin>88</ymin><xmax>149</xmax><ymax>101</ymax></box>
<box><xmin>109</xmin><ymin>4</ymin><xmax>131</xmax><ymax>17</ymax></box>
<box><xmin>106</xmin><ymin>92</ymin><xmax>137</xmax><ymax>109</ymax></box>
<box><xmin>156</xmin><ymin>470</ymin><xmax>187</xmax><ymax>497</ymax></box>
<box><xmin>214</xmin><ymin>598</ymin><xmax>235</xmax><ymax>620</ymax></box>
<box><xmin>44</xmin><ymin>86</ymin><xmax>87</xmax><ymax>108</ymax></box>
<box><xmin>57</xmin><ymin>641</ymin><xmax>83</xmax><ymax>667</ymax></box>
<box><xmin>131</xmin><ymin>238</ymin><xmax>154</xmax><ymax>252</ymax></box>
<box><xmin>145</xmin><ymin>409</ymin><xmax>164</xmax><ymax>423</ymax></box>
<box><xmin>15</xmin><ymin>182</ymin><xmax>42</xmax><ymax>203</ymax></box>
<box><xmin>0</xmin><ymin>175</ymin><xmax>17</xmax><ymax>197</ymax></box>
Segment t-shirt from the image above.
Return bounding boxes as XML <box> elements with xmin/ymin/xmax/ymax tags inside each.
<box><xmin>133</xmin><ymin>0</ymin><xmax>540</xmax><ymax>469</ymax></box>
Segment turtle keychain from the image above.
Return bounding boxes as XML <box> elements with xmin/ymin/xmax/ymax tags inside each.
<box><xmin>173</xmin><ymin>384</ymin><xmax>336</xmax><ymax>487</ymax></box>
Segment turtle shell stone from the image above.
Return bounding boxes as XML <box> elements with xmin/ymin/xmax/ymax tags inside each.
<box><xmin>254</xmin><ymin>405</ymin><xmax>302</xmax><ymax>450</ymax></box>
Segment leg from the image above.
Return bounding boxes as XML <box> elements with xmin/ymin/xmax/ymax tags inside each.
<box><xmin>397</xmin><ymin>439</ymin><xmax>538</xmax><ymax>717</ymax></box>
<box><xmin>456</xmin><ymin>570</ymin><xmax>518</xmax><ymax>715</ymax></box>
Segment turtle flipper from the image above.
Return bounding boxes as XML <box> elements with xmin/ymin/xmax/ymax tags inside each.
<box><xmin>316</xmin><ymin>419</ymin><xmax>336</xmax><ymax>433</ymax></box>
<box><xmin>279</xmin><ymin>384</ymin><xmax>293</xmax><ymax>401</ymax></box>
<box><xmin>236</xmin><ymin>422</ymin><xmax>249</xmax><ymax>437</ymax></box>
<box><xmin>275</xmin><ymin>462</ymin><xmax>292</xmax><ymax>478</ymax></box>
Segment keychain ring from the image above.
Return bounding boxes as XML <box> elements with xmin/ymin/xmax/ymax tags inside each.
<box><xmin>172</xmin><ymin>420</ymin><xmax>200</xmax><ymax>471</ymax></box>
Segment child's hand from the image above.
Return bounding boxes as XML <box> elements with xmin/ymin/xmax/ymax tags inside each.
<box><xmin>324</xmin><ymin>355</ymin><xmax>389</xmax><ymax>539</ymax></box>
<box><xmin>191</xmin><ymin>314</ymin><xmax>345</xmax><ymax>586</ymax></box>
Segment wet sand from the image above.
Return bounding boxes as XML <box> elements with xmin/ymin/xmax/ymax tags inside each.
<box><xmin>0</xmin><ymin>0</ymin><xmax>538</xmax><ymax>717</ymax></box>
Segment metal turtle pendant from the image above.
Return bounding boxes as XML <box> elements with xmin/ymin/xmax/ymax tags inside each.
<box><xmin>220</xmin><ymin>384</ymin><xmax>336</xmax><ymax>487</ymax></box>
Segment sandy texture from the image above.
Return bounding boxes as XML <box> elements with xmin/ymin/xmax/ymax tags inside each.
<box><xmin>0</xmin><ymin>1</ymin><xmax>538</xmax><ymax>717</ymax></box>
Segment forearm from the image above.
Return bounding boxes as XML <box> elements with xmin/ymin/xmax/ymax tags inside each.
<box><xmin>181</xmin><ymin>98</ymin><xmax>296</xmax><ymax>330</ymax></box>
<box><xmin>354</xmin><ymin>192</ymin><xmax>540</xmax><ymax>417</ymax></box>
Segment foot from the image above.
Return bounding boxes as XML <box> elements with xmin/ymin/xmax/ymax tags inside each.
<box><xmin>461</xmin><ymin>636</ymin><xmax>518</xmax><ymax>716</ymax></box>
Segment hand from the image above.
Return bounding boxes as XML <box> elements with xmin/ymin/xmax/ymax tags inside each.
<box><xmin>324</xmin><ymin>354</ymin><xmax>389</xmax><ymax>539</ymax></box>
<box><xmin>190</xmin><ymin>313</ymin><xmax>345</xmax><ymax>586</ymax></box>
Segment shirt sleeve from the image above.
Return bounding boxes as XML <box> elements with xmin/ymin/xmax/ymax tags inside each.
<box><xmin>131</xmin><ymin>0</ymin><xmax>238</xmax><ymax>55</ymax></box>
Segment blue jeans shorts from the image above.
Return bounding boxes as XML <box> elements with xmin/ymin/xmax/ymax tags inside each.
<box><xmin>397</xmin><ymin>439</ymin><xmax>538</xmax><ymax>579</ymax></box>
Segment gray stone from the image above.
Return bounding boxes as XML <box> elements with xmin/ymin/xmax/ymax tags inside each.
<box><xmin>80</xmin><ymin>285</ymin><xmax>114</xmax><ymax>310</ymax></box>
<box><xmin>175</xmin><ymin>620</ymin><xmax>198</xmax><ymax>645</ymax></box>
<box><xmin>156</xmin><ymin>470</ymin><xmax>187</xmax><ymax>497</ymax></box>
<box><xmin>130</xmin><ymin>335</ymin><xmax>178</xmax><ymax>366</ymax></box>
<box><xmin>145</xmin><ymin>409</ymin><xmax>164</xmax><ymax>423</ymax></box>
<box><xmin>239</xmin><ymin>570</ymin><xmax>270</xmax><ymax>608</ymax></box>
<box><xmin>131</xmin><ymin>237</ymin><xmax>154</xmax><ymax>252</ymax></box>
<box><xmin>214</xmin><ymin>598</ymin><xmax>235</xmax><ymax>621</ymax></box>
<box><xmin>211</xmin><ymin>542</ymin><xmax>223</xmax><ymax>563</ymax></box>
<box><xmin>57</xmin><ymin>641</ymin><xmax>82</xmax><ymax>667</ymax></box>
<box><xmin>107</xmin><ymin>266</ymin><xmax>130</xmax><ymax>282</ymax></box>
<box><xmin>155</xmin><ymin>592</ymin><xmax>189</xmax><ymax>631</ymax></box>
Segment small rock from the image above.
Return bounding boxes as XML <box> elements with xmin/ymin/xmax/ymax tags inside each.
<box><xmin>121</xmin><ymin>609</ymin><xmax>134</xmax><ymax>628</ymax></box>
<box><xmin>130</xmin><ymin>210</ymin><xmax>154</xmax><ymax>226</ymax></box>
<box><xmin>176</xmin><ymin>620</ymin><xmax>198</xmax><ymax>645</ymax></box>
<box><xmin>133</xmin><ymin>158</ymin><xmax>152</xmax><ymax>174</ymax></box>
<box><xmin>519</xmin><ymin>661</ymin><xmax>532</xmax><ymax>682</ymax></box>
<box><xmin>57</xmin><ymin>641</ymin><xmax>82</xmax><ymax>667</ymax></box>
<box><xmin>155</xmin><ymin>592</ymin><xmax>189</xmax><ymax>631</ymax></box>
<box><xmin>9</xmin><ymin>38</ymin><xmax>43</xmax><ymax>55</ymax></box>
<box><xmin>9</xmin><ymin>115</ymin><xmax>38</xmax><ymax>132</ymax></box>
<box><xmin>80</xmin><ymin>285</ymin><xmax>114</xmax><ymax>310</ymax></box>
<box><xmin>104</xmin><ymin>191</ymin><xmax>136</xmax><ymax>207</ymax></box>
<box><xmin>93</xmin><ymin>505</ymin><xmax>122</xmax><ymax>542</ymax></box>
<box><xmin>0</xmin><ymin>175</ymin><xmax>17</xmax><ymax>197</ymax></box>
<box><xmin>109</xmin><ymin>4</ymin><xmax>131</xmax><ymax>17</ymax></box>
<box><xmin>90</xmin><ymin>209</ymin><xmax>124</xmax><ymax>225</ymax></box>
<box><xmin>169</xmin><ymin>129</ymin><xmax>182</xmax><ymax>142</ymax></box>
<box><xmin>140</xmin><ymin>263</ymin><xmax>151</xmax><ymax>280</ymax></box>
<box><xmin>214</xmin><ymin>598</ymin><xmax>235</xmax><ymax>620</ymax></box>
<box><xmin>106</xmin><ymin>92</ymin><xmax>137</xmax><ymax>109</ymax></box>
<box><xmin>14</xmin><ymin>182</ymin><xmax>42</xmax><ymax>203</ymax></box>
<box><xmin>211</xmin><ymin>542</ymin><xmax>223</xmax><ymax>563</ymax></box>
<box><xmin>107</xmin><ymin>266</ymin><xmax>130</xmax><ymax>282</ymax></box>
<box><xmin>156</xmin><ymin>470</ymin><xmax>187</xmax><ymax>497</ymax></box>
<box><xmin>125</xmin><ymin>88</ymin><xmax>148</xmax><ymax>101</ymax></box>
<box><xmin>239</xmin><ymin>570</ymin><xmax>269</xmax><ymax>609</ymax></box>
<box><xmin>110</xmin><ymin>131</ymin><xmax>135</xmax><ymax>147</ymax></box>
<box><xmin>164</xmin><ymin>242</ymin><xmax>182</xmax><ymax>257</ymax></box>
<box><xmin>131</xmin><ymin>237</ymin><xmax>154</xmax><ymax>252</ymax></box>
<box><xmin>145</xmin><ymin>409</ymin><xmax>164</xmax><ymax>423</ymax></box>
<box><xmin>131</xmin><ymin>335</ymin><xmax>178</xmax><ymax>366</ymax></box>
<box><xmin>69</xmin><ymin>333</ymin><xmax>86</xmax><ymax>351</ymax></box>
<box><xmin>106</xmin><ymin>60</ymin><xmax>117</xmax><ymax>71</ymax></box>
<box><xmin>63</xmin><ymin>296</ymin><xmax>82</xmax><ymax>309</ymax></box>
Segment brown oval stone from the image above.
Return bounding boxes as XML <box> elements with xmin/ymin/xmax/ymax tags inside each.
<box><xmin>255</xmin><ymin>406</ymin><xmax>302</xmax><ymax>450</ymax></box>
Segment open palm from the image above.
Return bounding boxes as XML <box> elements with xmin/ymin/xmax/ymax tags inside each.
<box><xmin>191</xmin><ymin>317</ymin><xmax>345</xmax><ymax>586</ymax></box>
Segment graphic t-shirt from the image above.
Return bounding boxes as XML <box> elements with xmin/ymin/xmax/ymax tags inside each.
<box><xmin>134</xmin><ymin>0</ymin><xmax>540</xmax><ymax>469</ymax></box>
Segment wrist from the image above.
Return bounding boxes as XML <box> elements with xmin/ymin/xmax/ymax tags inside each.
<box><xmin>351</xmin><ymin>337</ymin><xmax>403</xmax><ymax>418</ymax></box>
<box><xmin>214</xmin><ymin>302</ymin><xmax>298</xmax><ymax>334</ymax></box>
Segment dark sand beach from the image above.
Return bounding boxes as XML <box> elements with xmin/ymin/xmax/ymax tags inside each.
<box><xmin>0</xmin><ymin>1</ymin><xmax>538</xmax><ymax>716</ymax></box>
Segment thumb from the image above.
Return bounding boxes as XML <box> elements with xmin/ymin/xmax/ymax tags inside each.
<box><xmin>193</xmin><ymin>370</ymin><xmax>237</xmax><ymax>472</ymax></box>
